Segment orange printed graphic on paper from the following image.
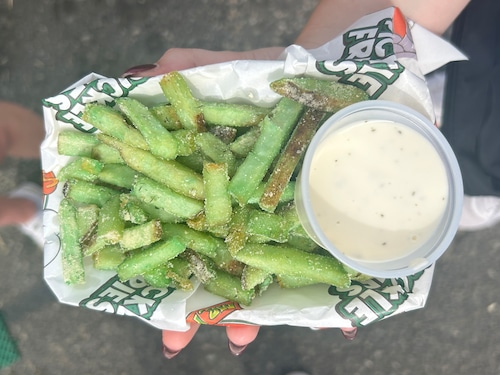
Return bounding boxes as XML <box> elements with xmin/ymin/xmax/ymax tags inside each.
<box><xmin>42</xmin><ymin>170</ymin><xmax>58</xmax><ymax>195</ymax></box>
<box><xmin>186</xmin><ymin>301</ymin><xmax>242</xmax><ymax>325</ymax></box>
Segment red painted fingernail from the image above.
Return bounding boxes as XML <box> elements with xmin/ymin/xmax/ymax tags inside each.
<box><xmin>163</xmin><ymin>345</ymin><xmax>181</xmax><ymax>359</ymax></box>
<box><xmin>121</xmin><ymin>63</ymin><xmax>158</xmax><ymax>78</ymax></box>
<box><xmin>228</xmin><ymin>340</ymin><xmax>247</xmax><ymax>356</ymax></box>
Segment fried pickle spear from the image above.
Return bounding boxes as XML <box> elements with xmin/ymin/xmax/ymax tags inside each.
<box><xmin>82</xmin><ymin>103</ymin><xmax>149</xmax><ymax>150</ymax></box>
<box><xmin>203</xmin><ymin>268</ymin><xmax>256</xmax><ymax>306</ymax></box>
<box><xmin>270</xmin><ymin>76</ymin><xmax>369</xmax><ymax>112</ymax></box>
<box><xmin>202</xmin><ymin>162</ymin><xmax>232</xmax><ymax>229</ymax></box>
<box><xmin>63</xmin><ymin>179</ymin><xmax>118</xmax><ymax>207</ymax></box>
<box><xmin>234</xmin><ymin>243</ymin><xmax>351</xmax><ymax>288</ymax></box>
<box><xmin>115</xmin><ymin>97</ymin><xmax>179</xmax><ymax>160</ymax></box>
<box><xmin>228</xmin><ymin>97</ymin><xmax>304</xmax><ymax>205</ymax></box>
<box><xmin>159</xmin><ymin>71</ymin><xmax>206</xmax><ymax>132</ymax></box>
<box><xmin>59</xmin><ymin>198</ymin><xmax>85</xmax><ymax>285</ymax></box>
<box><xmin>83</xmin><ymin>194</ymin><xmax>124</xmax><ymax>256</ymax></box>
<box><xmin>201</xmin><ymin>101</ymin><xmax>270</xmax><ymax>127</ymax></box>
<box><xmin>259</xmin><ymin>108</ymin><xmax>326</xmax><ymax>212</ymax></box>
<box><xmin>117</xmin><ymin>237</ymin><xmax>186</xmax><ymax>281</ymax></box>
<box><xmin>57</xmin><ymin>156</ymin><xmax>103</xmax><ymax>183</ymax></box>
<box><xmin>57</xmin><ymin>130</ymin><xmax>99</xmax><ymax>157</ymax></box>
<box><xmin>131</xmin><ymin>175</ymin><xmax>204</xmax><ymax>220</ymax></box>
<box><xmin>98</xmin><ymin>133</ymin><xmax>205</xmax><ymax>200</ymax></box>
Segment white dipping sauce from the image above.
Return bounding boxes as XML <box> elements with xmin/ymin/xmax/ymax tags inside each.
<box><xmin>309</xmin><ymin>120</ymin><xmax>449</xmax><ymax>262</ymax></box>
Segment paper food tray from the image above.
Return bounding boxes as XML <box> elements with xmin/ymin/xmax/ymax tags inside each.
<box><xmin>41</xmin><ymin>7</ymin><xmax>464</xmax><ymax>331</ymax></box>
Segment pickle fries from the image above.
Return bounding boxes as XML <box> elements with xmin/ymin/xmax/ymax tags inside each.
<box><xmin>57</xmin><ymin>71</ymin><xmax>369</xmax><ymax>305</ymax></box>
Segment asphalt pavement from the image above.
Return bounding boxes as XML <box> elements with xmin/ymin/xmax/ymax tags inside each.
<box><xmin>1</xmin><ymin>1</ymin><xmax>499</xmax><ymax>374</ymax></box>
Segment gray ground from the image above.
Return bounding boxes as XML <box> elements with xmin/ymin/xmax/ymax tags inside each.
<box><xmin>1</xmin><ymin>1</ymin><xmax>499</xmax><ymax>374</ymax></box>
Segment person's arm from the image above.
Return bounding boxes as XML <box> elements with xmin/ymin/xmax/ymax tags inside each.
<box><xmin>391</xmin><ymin>0</ymin><xmax>471</xmax><ymax>35</ymax></box>
<box><xmin>295</xmin><ymin>0</ymin><xmax>392</xmax><ymax>48</ymax></box>
<box><xmin>295</xmin><ymin>0</ymin><xmax>471</xmax><ymax>49</ymax></box>
<box><xmin>126</xmin><ymin>0</ymin><xmax>470</xmax><ymax>78</ymax></box>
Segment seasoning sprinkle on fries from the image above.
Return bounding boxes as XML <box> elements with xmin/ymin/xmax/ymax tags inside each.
<box><xmin>57</xmin><ymin>71</ymin><xmax>369</xmax><ymax>304</ymax></box>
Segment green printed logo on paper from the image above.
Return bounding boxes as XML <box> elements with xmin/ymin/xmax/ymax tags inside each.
<box><xmin>42</xmin><ymin>77</ymin><xmax>148</xmax><ymax>132</ymax></box>
<box><xmin>315</xmin><ymin>17</ymin><xmax>412</xmax><ymax>99</ymax></box>
<box><xmin>79</xmin><ymin>275</ymin><xmax>175</xmax><ymax>320</ymax></box>
<box><xmin>330</xmin><ymin>271</ymin><xmax>424</xmax><ymax>327</ymax></box>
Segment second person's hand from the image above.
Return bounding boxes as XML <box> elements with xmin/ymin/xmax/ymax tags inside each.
<box><xmin>122</xmin><ymin>47</ymin><xmax>285</xmax><ymax>78</ymax></box>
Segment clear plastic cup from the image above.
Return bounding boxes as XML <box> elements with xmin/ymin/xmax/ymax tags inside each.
<box><xmin>295</xmin><ymin>100</ymin><xmax>463</xmax><ymax>278</ymax></box>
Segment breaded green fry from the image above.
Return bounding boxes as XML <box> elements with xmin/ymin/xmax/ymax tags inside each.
<box><xmin>81</xmin><ymin>103</ymin><xmax>149</xmax><ymax>150</ymax></box>
<box><xmin>83</xmin><ymin>194</ymin><xmax>124</xmax><ymax>256</ymax></box>
<box><xmin>228</xmin><ymin>98</ymin><xmax>304</xmax><ymax>205</ymax></box>
<box><xmin>159</xmin><ymin>71</ymin><xmax>206</xmax><ymax>132</ymax></box>
<box><xmin>270</xmin><ymin>76</ymin><xmax>369</xmax><ymax>112</ymax></box>
<box><xmin>275</xmin><ymin>274</ymin><xmax>318</xmax><ymax>289</ymax></box>
<box><xmin>185</xmin><ymin>211</ymin><xmax>230</xmax><ymax>238</ymax></box>
<box><xmin>58</xmin><ymin>130</ymin><xmax>99</xmax><ymax>157</ymax></box>
<box><xmin>203</xmin><ymin>162</ymin><xmax>232</xmax><ymax>229</ymax></box>
<box><xmin>59</xmin><ymin>198</ymin><xmax>85</xmax><ymax>285</ymax></box>
<box><xmin>229</xmin><ymin>126</ymin><xmax>261</xmax><ymax>158</ymax></box>
<box><xmin>132</xmin><ymin>175</ymin><xmax>204</xmax><ymax>220</ymax></box>
<box><xmin>119</xmin><ymin>194</ymin><xmax>149</xmax><ymax>224</ymax></box>
<box><xmin>171</xmin><ymin>129</ymin><xmax>197</xmax><ymax>156</ymax></box>
<box><xmin>117</xmin><ymin>237</ymin><xmax>186</xmax><ymax>281</ymax></box>
<box><xmin>98</xmin><ymin>163</ymin><xmax>138</xmax><ymax>190</ymax></box>
<box><xmin>91</xmin><ymin>142</ymin><xmax>124</xmax><ymax>164</ymax></box>
<box><xmin>150</xmin><ymin>104</ymin><xmax>183</xmax><ymax>131</ymax></box>
<box><xmin>135</xmin><ymin>200</ymin><xmax>181</xmax><ymax>224</ymax></box>
<box><xmin>58</xmin><ymin>157</ymin><xmax>103</xmax><ymax>183</ymax></box>
<box><xmin>225</xmin><ymin>206</ymin><xmax>250</xmax><ymax>256</ymax></box>
<box><xmin>115</xmin><ymin>97</ymin><xmax>178</xmax><ymax>160</ymax></box>
<box><xmin>161</xmin><ymin>223</ymin><xmax>221</xmax><ymax>259</ymax></box>
<box><xmin>195</xmin><ymin>132</ymin><xmax>236</xmax><ymax>176</ymax></box>
<box><xmin>286</xmin><ymin>232</ymin><xmax>319</xmax><ymax>253</ymax></box>
<box><xmin>75</xmin><ymin>203</ymin><xmax>99</xmax><ymax>239</ymax></box>
<box><xmin>246</xmin><ymin>207</ymin><xmax>295</xmax><ymax>243</ymax></box>
<box><xmin>259</xmin><ymin>108</ymin><xmax>325</xmax><ymax>212</ymax></box>
<box><xmin>166</xmin><ymin>257</ymin><xmax>194</xmax><ymax>291</ymax></box>
<box><xmin>142</xmin><ymin>264</ymin><xmax>173</xmax><ymax>288</ymax></box>
<box><xmin>98</xmin><ymin>133</ymin><xmax>205</xmax><ymax>200</ymax></box>
<box><xmin>151</xmin><ymin>100</ymin><xmax>270</xmax><ymax>130</ymax></box>
<box><xmin>176</xmin><ymin>152</ymin><xmax>204</xmax><ymax>174</ymax></box>
<box><xmin>200</xmin><ymin>101</ymin><xmax>270</xmax><ymax>127</ymax></box>
<box><xmin>203</xmin><ymin>268</ymin><xmax>255</xmax><ymax>306</ymax></box>
<box><xmin>241</xmin><ymin>265</ymin><xmax>272</xmax><ymax>291</ymax></box>
<box><xmin>119</xmin><ymin>219</ymin><xmax>163</xmax><ymax>252</ymax></box>
<box><xmin>63</xmin><ymin>179</ymin><xmax>118</xmax><ymax>207</ymax></box>
<box><xmin>234</xmin><ymin>243</ymin><xmax>351</xmax><ymax>288</ymax></box>
<box><xmin>213</xmin><ymin>243</ymin><xmax>245</xmax><ymax>276</ymax></box>
<box><xmin>97</xmin><ymin>195</ymin><xmax>124</xmax><ymax>243</ymax></box>
<box><xmin>208</xmin><ymin>126</ymin><xmax>237</xmax><ymax>144</ymax></box>
<box><xmin>247</xmin><ymin>181</ymin><xmax>295</xmax><ymax>206</ymax></box>
<box><xmin>92</xmin><ymin>245</ymin><xmax>125</xmax><ymax>271</ymax></box>
<box><xmin>183</xmin><ymin>249</ymin><xmax>216</xmax><ymax>284</ymax></box>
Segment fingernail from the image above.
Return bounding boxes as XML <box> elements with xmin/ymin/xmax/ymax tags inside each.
<box><xmin>162</xmin><ymin>345</ymin><xmax>181</xmax><ymax>359</ymax></box>
<box><xmin>228</xmin><ymin>340</ymin><xmax>248</xmax><ymax>356</ymax></box>
<box><xmin>341</xmin><ymin>327</ymin><xmax>358</xmax><ymax>341</ymax></box>
<box><xmin>121</xmin><ymin>63</ymin><xmax>158</xmax><ymax>78</ymax></box>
